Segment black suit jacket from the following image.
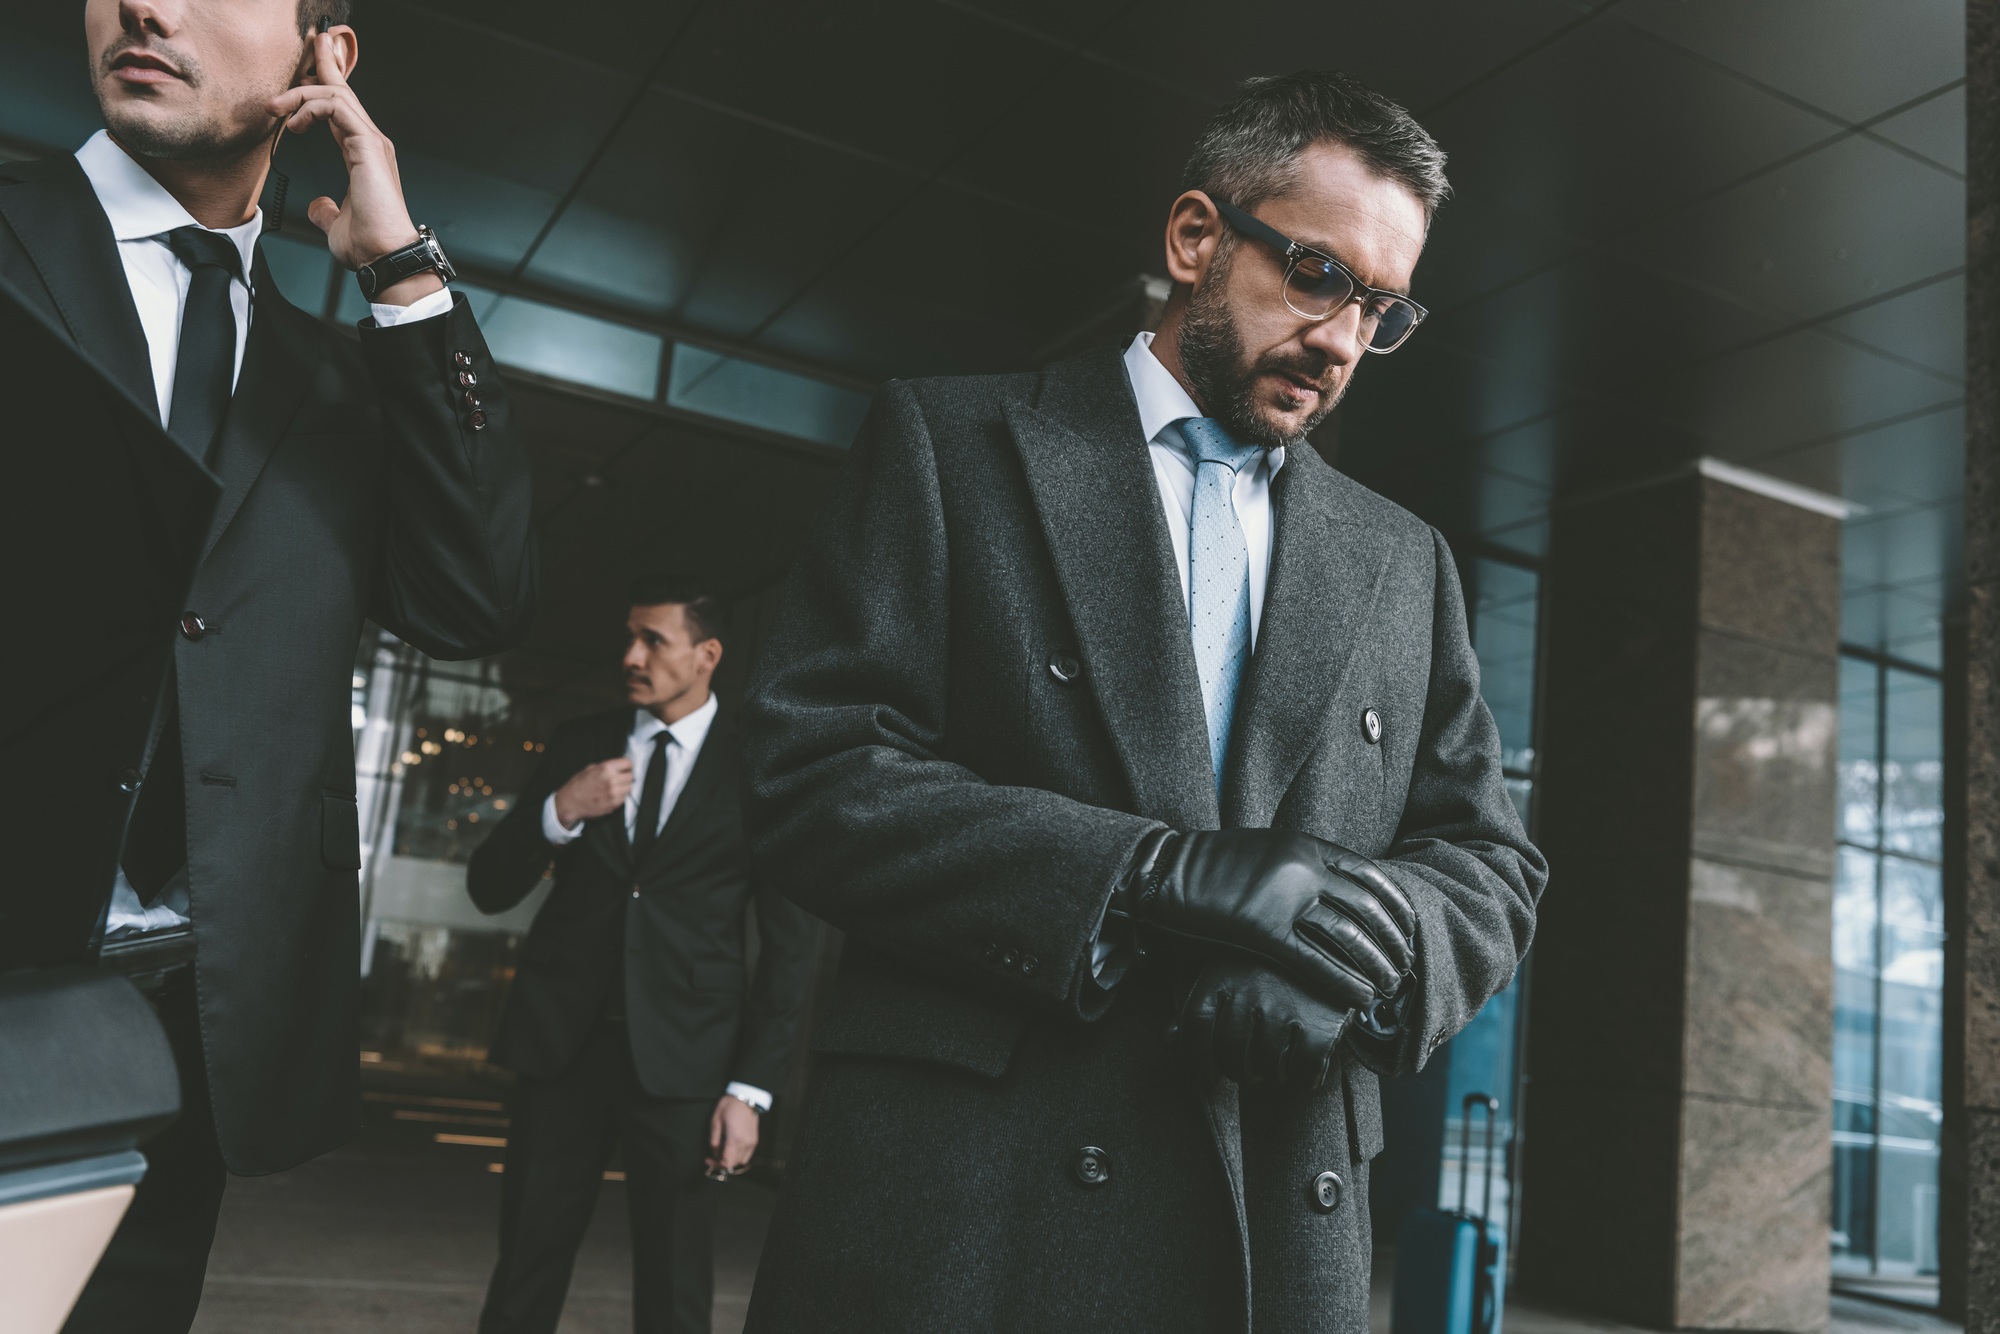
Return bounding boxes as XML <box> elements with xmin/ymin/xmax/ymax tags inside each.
<box><xmin>739</xmin><ymin>349</ymin><xmax>1545</xmax><ymax>1332</ymax></box>
<box><xmin>0</xmin><ymin>153</ymin><xmax>538</xmax><ymax>1174</ymax></box>
<box><xmin>469</xmin><ymin>706</ymin><xmax>818</xmax><ymax>1100</ymax></box>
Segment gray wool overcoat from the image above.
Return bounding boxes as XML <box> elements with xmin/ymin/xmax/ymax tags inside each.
<box><xmin>740</xmin><ymin>346</ymin><xmax>1546</xmax><ymax>1333</ymax></box>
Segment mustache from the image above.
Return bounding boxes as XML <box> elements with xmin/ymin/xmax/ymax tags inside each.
<box><xmin>100</xmin><ymin>35</ymin><xmax>200</xmax><ymax>85</ymax></box>
<box><xmin>1255</xmin><ymin>348</ymin><xmax>1336</xmax><ymax>394</ymax></box>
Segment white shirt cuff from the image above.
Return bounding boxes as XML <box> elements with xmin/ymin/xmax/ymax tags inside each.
<box><xmin>725</xmin><ymin>1082</ymin><xmax>772</xmax><ymax>1113</ymax></box>
<box><xmin>369</xmin><ymin>285</ymin><xmax>455</xmax><ymax>327</ymax></box>
<box><xmin>540</xmin><ymin>793</ymin><xmax>585</xmax><ymax>845</ymax></box>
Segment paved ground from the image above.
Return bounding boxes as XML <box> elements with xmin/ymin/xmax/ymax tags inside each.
<box><xmin>187</xmin><ymin>1071</ymin><xmax>1960</xmax><ymax>1334</ymax></box>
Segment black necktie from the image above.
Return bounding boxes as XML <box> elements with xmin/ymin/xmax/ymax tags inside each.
<box><xmin>631</xmin><ymin>731</ymin><xmax>672</xmax><ymax>863</ymax></box>
<box><xmin>162</xmin><ymin>226</ymin><xmax>244</xmax><ymax>461</ymax></box>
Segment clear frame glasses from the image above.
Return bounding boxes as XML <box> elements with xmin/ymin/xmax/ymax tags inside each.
<box><xmin>1210</xmin><ymin>196</ymin><xmax>1429</xmax><ymax>353</ymax></box>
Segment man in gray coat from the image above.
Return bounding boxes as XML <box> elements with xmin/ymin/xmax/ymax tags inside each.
<box><xmin>741</xmin><ymin>70</ymin><xmax>1546</xmax><ymax>1332</ymax></box>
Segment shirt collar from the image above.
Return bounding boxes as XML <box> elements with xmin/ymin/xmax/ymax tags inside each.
<box><xmin>1122</xmin><ymin>331</ymin><xmax>1286</xmax><ymax>474</ymax></box>
<box><xmin>75</xmin><ymin>129</ymin><xmax>262</xmax><ymax>282</ymax></box>
<box><xmin>631</xmin><ymin>691</ymin><xmax>719</xmax><ymax>754</ymax></box>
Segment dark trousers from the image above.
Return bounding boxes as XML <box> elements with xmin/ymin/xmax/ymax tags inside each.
<box><xmin>480</xmin><ymin>1019</ymin><xmax>719</xmax><ymax>1334</ymax></box>
<box><xmin>62</xmin><ymin>972</ymin><xmax>229</xmax><ymax>1334</ymax></box>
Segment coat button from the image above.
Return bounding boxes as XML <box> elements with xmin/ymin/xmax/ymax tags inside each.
<box><xmin>117</xmin><ymin>768</ymin><xmax>141</xmax><ymax>794</ymax></box>
<box><xmin>1020</xmin><ymin>954</ymin><xmax>1040</xmax><ymax>977</ymax></box>
<box><xmin>453</xmin><ymin>350</ymin><xmax>473</xmax><ymax>368</ymax></box>
<box><xmin>179</xmin><ymin>613</ymin><xmax>209</xmax><ymax>640</ymax></box>
<box><xmin>469</xmin><ymin>409</ymin><xmax>488</xmax><ymax>431</ymax></box>
<box><xmin>1072</xmin><ymin>1146</ymin><xmax>1111</xmax><ymax>1187</ymax></box>
<box><xmin>1310</xmin><ymin>1169</ymin><xmax>1344</xmax><ymax>1213</ymax></box>
<box><xmin>1361</xmin><ymin>708</ymin><xmax>1383</xmax><ymax>745</ymax></box>
<box><xmin>457</xmin><ymin>370</ymin><xmax>478</xmax><ymax>388</ymax></box>
<box><xmin>1000</xmin><ymin>949</ymin><xmax>1018</xmax><ymax>970</ymax></box>
<box><xmin>631</xmin><ymin>886</ymin><xmax>641</xmax><ymax>899</ymax></box>
<box><xmin>1048</xmin><ymin>654</ymin><xmax>1081</xmax><ymax>684</ymax></box>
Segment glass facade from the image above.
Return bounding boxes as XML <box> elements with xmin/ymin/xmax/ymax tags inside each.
<box><xmin>350</xmin><ymin>629</ymin><xmax>622</xmax><ymax>1072</ymax></box>
<box><xmin>1831</xmin><ymin>653</ymin><xmax>1945</xmax><ymax>1281</ymax></box>
<box><xmin>1438</xmin><ymin>556</ymin><xmax>1540</xmax><ymax>1234</ymax></box>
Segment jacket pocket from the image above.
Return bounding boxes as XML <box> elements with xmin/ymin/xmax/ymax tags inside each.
<box><xmin>321</xmin><ymin>794</ymin><xmax>362</xmax><ymax>870</ymax></box>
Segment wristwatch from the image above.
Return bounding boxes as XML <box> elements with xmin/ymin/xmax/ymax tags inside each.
<box><xmin>356</xmin><ymin>224</ymin><xmax>457</xmax><ymax>299</ymax></box>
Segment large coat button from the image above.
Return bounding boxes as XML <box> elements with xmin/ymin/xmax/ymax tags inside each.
<box><xmin>117</xmin><ymin>768</ymin><xmax>141</xmax><ymax>794</ymax></box>
<box><xmin>1048</xmin><ymin>654</ymin><xmax>1082</xmax><ymax>684</ymax></box>
<box><xmin>180</xmin><ymin>613</ymin><xmax>209</xmax><ymax>640</ymax></box>
<box><xmin>1360</xmin><ymin>708</ymin><xmax>1383</xmax><ymax>745</ymax></box>
<box><xmin>1310</xmin><ymin>1169</ymin><xmax>1344</xmax><ymax>1213</ymax></box>
<box><xmin>1072</xmin><ymin>1146</ymin><xmax>1111</xmax><ymax>1187</ymax></box>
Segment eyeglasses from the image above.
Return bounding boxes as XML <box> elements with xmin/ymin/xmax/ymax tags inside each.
<box><xmin>1209</xmin><ymin>197</ymin><xmax>1428</xmax><ymax>353</ymax></box>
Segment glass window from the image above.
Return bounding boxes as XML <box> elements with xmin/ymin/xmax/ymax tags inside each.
<box><xmin>668</xmin><ymin>343</ymin><xmax>872</xmax><ymax>449</ymax></box>
<box><xmin>1435</xmin><ymin>557</ymin><xmax>1541</xmax><ymax>1236</ymax></box>
<box><xmin>458</xmin><ymin>283</ymin><xmax>663</xmax><ymax>401</ymax></box>
<box><xmin>1832</xmin><ymin>654</ymin><xmax>1944</xmax><ymax>1290</ymax></box>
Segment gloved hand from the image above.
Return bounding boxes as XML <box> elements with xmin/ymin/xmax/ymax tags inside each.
<box><xmin>1177</xmin><ymin>957</ymin><xmax>1350</xmax><ymax>1089</ymax></box>
<box><xmin>1128</xmin><ymin>828</ymin><xmax>1416</xmax><ymax>1011</ymax></box>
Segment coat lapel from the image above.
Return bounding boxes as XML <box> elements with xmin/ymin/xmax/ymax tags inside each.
<box><xmin>1003</xmin><ymin>350</ymin><xmax>1218</xmax><ymax>832</ymax></box>
<box><xmin>0</xmin><ymin>155</ymin><xmax>158</xmax><ymax>419</ymax></box>
<box><xmin>198</xmin><ymin>251</ymin><xmax>319</xmax><ymax>562</ymax></box>
<box><xmin>1222</xmin><ymin>447</ymin><xmax>1396</xmax><ymax>827</ymax></box>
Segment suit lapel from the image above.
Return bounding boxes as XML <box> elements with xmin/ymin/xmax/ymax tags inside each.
<box><xmin>198</xmin><ymin>252</ymin><xmax>319</xmax><ymax>562</ymax></box>
<box><xmin>1003</xmin><ymin>349</ymin><xmax>1218</xmax><ymax>832</ymax></box>
<box><xmin>0</xmin><ymin>155</ymin><xmax>157</xmax><ymax>416</ymax></box>
<box><xmin>1222</xmin><ymin>447</ymin><xmax>1395</xmax><ymax>827</ymax></box>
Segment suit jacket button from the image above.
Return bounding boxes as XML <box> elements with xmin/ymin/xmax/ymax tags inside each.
<box><xmin>631</xmin><ymin>886</ymin><xmax>641</xmax><ymax>899</ymax></box>
<box><xmin>117</xmin><ymin>768</ymin><xmax>141</xmax><ymax>794</ymax></box>
<box><xmin>457</xmin><ymin>370</ymin><xmax>478</xmax><ymax>388</ymax></box>
<box><xmin>1020</xmin><ymin>954</ymin><xmax>1040</xmax><ymax>977</ymax></box>
<box><xmin>469</xmin><ymin>409</ymin><xmax>488</xmax><ymax>431</ymax></box>
<box><xmin>1072</xmin><ymin>1146</ymin><xmax>1111</xmax><ymax>1187</ymax></box>
<box><xmin>179</xmin><ymin>613</ymin><xmax>209</xmax><ymax>640</ymax></box>
<box><xmin>1000</xmin><ymin>949</ymin><xmax>1018</xmax><ymax>969</ymax></box>
<box><xmin>1048</xmin><ymin>655</ymin><xmax>1081</xmax><ymax>684</ymax></box>
<box><xmin>983</xmin><ymin>942</ymin><xmax>1000</xmax><ymax>961</ymax></box>
<box><xmin>1310</xmin><ymin>1170</ymin><xmax>1344</xmax><ymax>1213</ymax></box>
<box><xmin>453</xmin><ymin>350</ymin><xmax>473</xmax><ymax>368</ymax></box>
<box><xmin>1361</xmin><ymin>708</ymin><xmax>1383</xmax><ymax>745</ymax></box>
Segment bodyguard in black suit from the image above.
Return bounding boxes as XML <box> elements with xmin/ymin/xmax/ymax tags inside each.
<box><xmin>3</xmin><ymin>6</ymin><xmax>536</xmax><ymax>1332</ymax></box>
<box><xmin>742</xmin><ymin>73</ymin><xmax>1546</xmax><ymax>1331</ymax></box>
<box><xmin>470</xmin><ymin>587</ymin><xmax>818</xmax><ymax>1334</ymax></box>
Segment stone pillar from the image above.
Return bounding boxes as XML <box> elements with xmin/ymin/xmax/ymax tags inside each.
<box><xmin>1957</xmin><ymin>3</ymin><xmax>2000</xmax><ymax>1324</ymax></box>
<box><xmin>1518</xmin><ymin>464</ymin><xmax>1840</xmax><ymax>1332</ymax></box>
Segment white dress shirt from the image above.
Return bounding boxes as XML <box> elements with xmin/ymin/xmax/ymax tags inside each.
<box><xmin>1123</xmin><ymin>331</ymin><xmax>1285</xmax><ymax>650</ymax></box>
<box><xmin>537</xmin><ymin>694</ymin><xmax>769</xmax><ymax>1112</ymax></box>
<box><xmin>80</xmin><ymin>129</ymin><xmax>455</xmax><ymax>940</ymax></box>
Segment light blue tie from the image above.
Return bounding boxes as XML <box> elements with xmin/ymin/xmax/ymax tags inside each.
<box><xmin>1178</xmin><ymin>418</ymin><xmax>1264</xmax><ymax>791</ymax></box>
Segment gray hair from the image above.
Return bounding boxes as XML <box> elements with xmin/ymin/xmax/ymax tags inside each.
<box><xmin>1181</xmin><ymin>71</ymin><xmax>1450</xmax><ymax>219</ymax></box>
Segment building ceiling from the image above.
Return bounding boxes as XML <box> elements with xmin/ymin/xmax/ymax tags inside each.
<box><xmin>0</xmin><ymin>0</ymin><xmax>1965</xmax><ymax>676</ymax></box>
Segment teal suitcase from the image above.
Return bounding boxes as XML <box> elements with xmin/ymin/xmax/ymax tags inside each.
<box><xmin>1390</xmin><ymin>1094</ymin><xmax>1507</xmax><ymax>1334</ymax></box>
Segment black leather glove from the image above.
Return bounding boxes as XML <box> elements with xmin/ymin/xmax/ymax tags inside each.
<box><xmin>1177</xmin><ymin>957</ymin><xmax>1350</xmax><ymax>1089</ymax></box>
<box><xmin>1128</xmin><ymin>828</ymin><xmax>1416</xmax><ymax>1011</ymax></box>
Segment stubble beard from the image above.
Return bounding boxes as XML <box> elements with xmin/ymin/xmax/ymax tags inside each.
<box><xmin>1178</xmin><ymin>239</ymin><xmax>1345</xmax><ymax>450</ymax></box>
<box><xmin>94</xmin><ymin>39</ymin><xmax>283</xmax><ymax>165</ymax></box>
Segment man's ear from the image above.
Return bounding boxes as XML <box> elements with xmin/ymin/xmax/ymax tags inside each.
<box><xmin>299</xmin><ymin>24</ymin><xmax>360</xmax><ymax>87</ymax></box>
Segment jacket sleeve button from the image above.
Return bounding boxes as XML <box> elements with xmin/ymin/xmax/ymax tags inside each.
<box><xmin>1072</xmin><ymin>1146</ymin><xmax>1111</xmax><ymax>1187</ymax></box>
<box><xmin>453</xmin><ymin>350</ymin><xmax>473</xmax><ymax>368</ymax></box>
<box><xmin>1020</xmin><ymin>954</ymin><xmax>1040</xmax><ymax>977</ymax></box>
<box><xmin>117</xmin><ymin>768</ymin><xmax>141</xmax><ymax>794</ymax></box>
<box><xmin>1310</xmin><ymin>1170</ymin><xmax>1344</xmax><ymax>1213</ymax></box>
<box><xmin>1361</xmin><ymin>708</ymin><xmax>1383</xmax><ymax>745</ymax></box>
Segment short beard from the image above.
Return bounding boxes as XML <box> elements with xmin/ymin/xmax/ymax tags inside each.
<box><xmin>1177</xmin><ymin>238</ymin><xmax>1343</xmax><ymax>450</ymax></box>
<box><xmin>94</xmin><ymin>37</ymin><xmax>280</xmax><ymax>164</ymax></box>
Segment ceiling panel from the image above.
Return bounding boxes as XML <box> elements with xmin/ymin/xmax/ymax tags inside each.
<box><xmin>1613</xmin><ymin>132</ymin><xmax>1964</xmax><ymax>323</ymax></box>
<box><xmin>1824</xmin><ymin>272</ymin><xmax>1965</xmax><ymax>379</ymax></box>
<box><xmin>395</xmin><ymin>0</ymin><xmax>703</xmax><ymax>79</ymax></box>
<box><xmin>1422</xmin><ymin>16</ymin><xmax>1834</xmax><ymax>245</ymax></box>
<box><xmin>659</xmin><ymin>0</ymin><xmax>1071</xmax><ymax>171</ymax></box>
<box><xmin>1105</xmin><ymin>0</ymin><xmax>1588</xmax><ymax>113</ymax></box>
<box><xmin>1750</xmin><ymin>403</ymin><xmax>1965</xmax><ymax>511</ymax></box>
<box><xmin>1612</xmin><ymin>0</ymin><xmax>1963</xmax><ymax>125</ymax></box>
<box><xmin>1671</xmin><ymin>326</ymin><xmax>1961</xmax><ymax>459</ymax></box>
<box><xmin>1844</xmin><ymin>498</ymin><xmax>1964</xmax><ymax>595</ymax></box>
<box><xmin>1871</xmin><ymin>84</ymin><xmax>1968</xmax><ymax>174</ymax></box>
